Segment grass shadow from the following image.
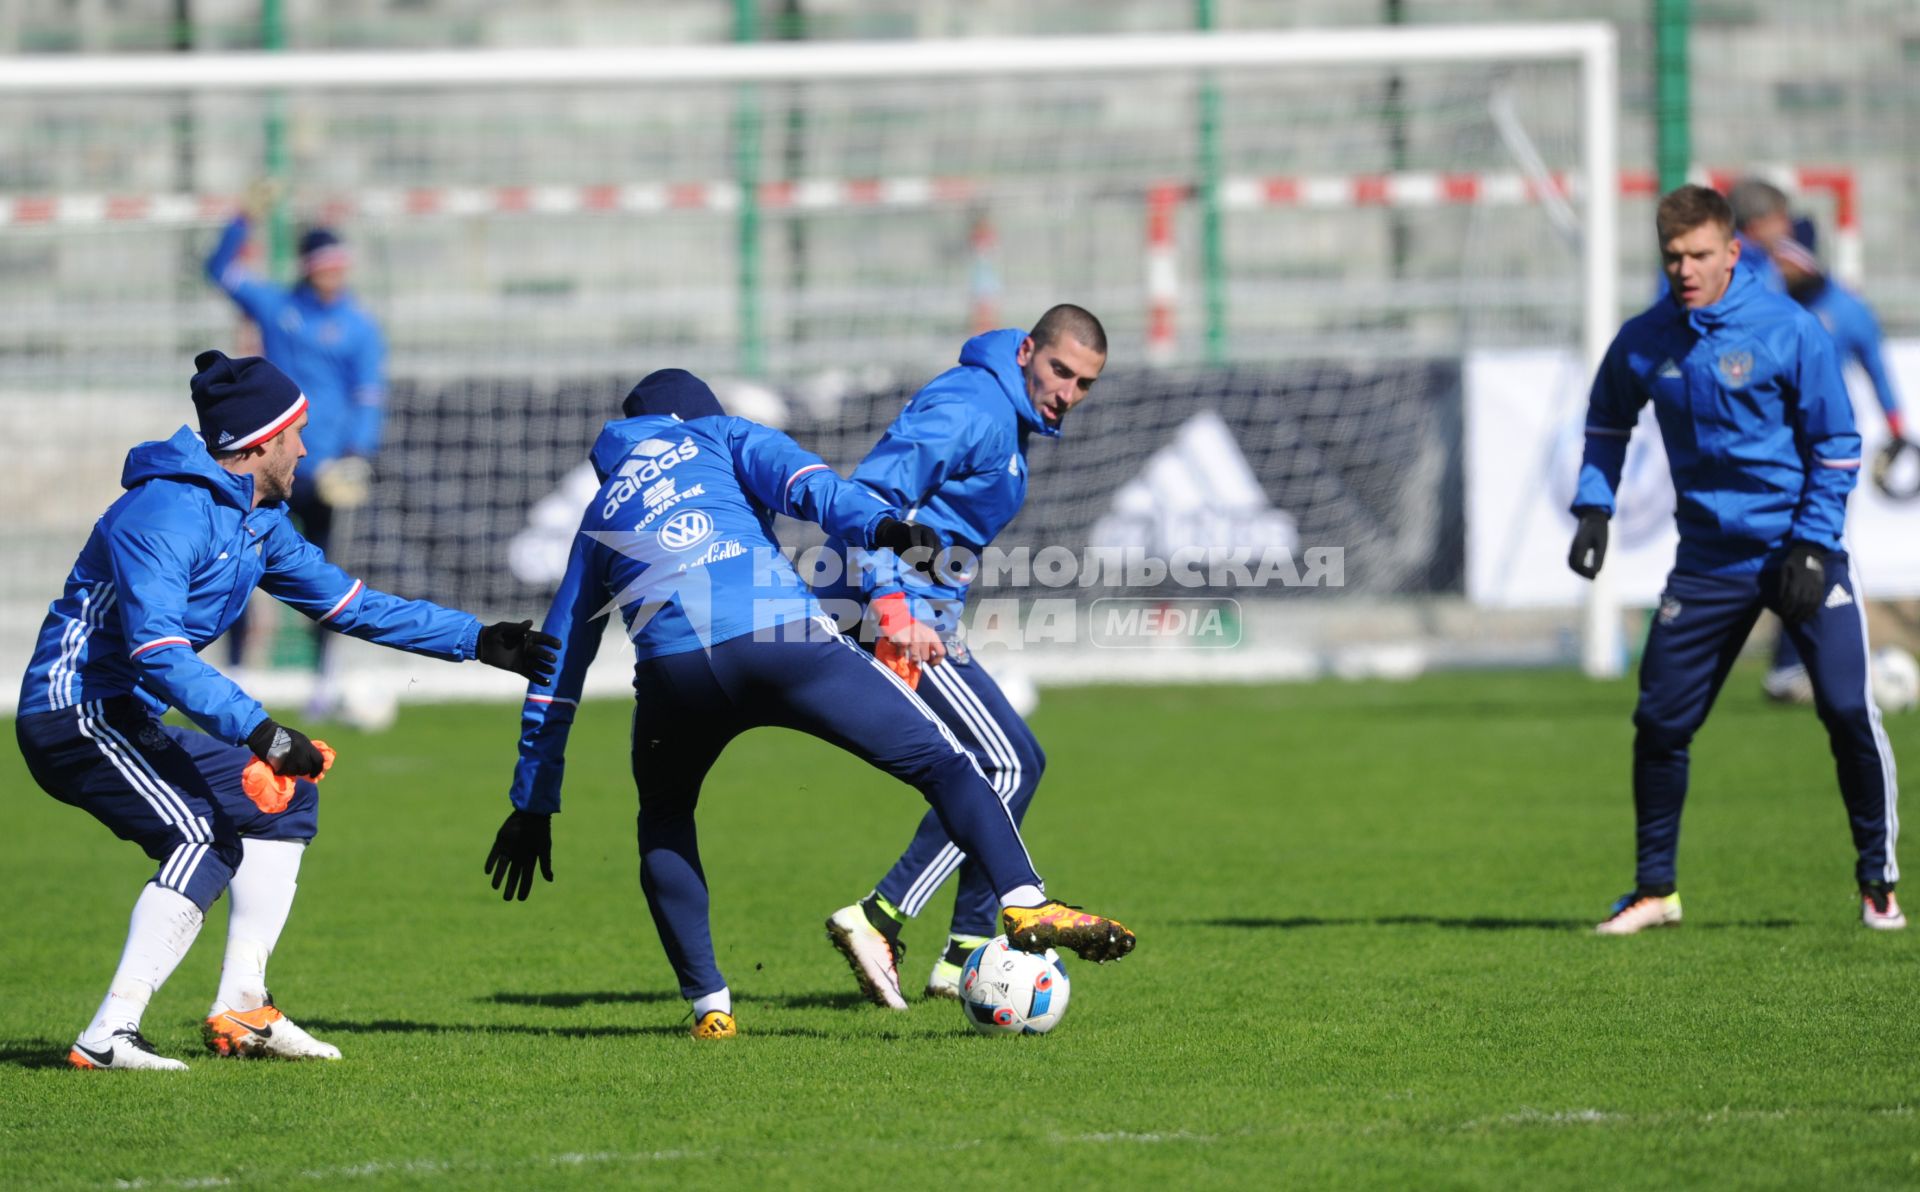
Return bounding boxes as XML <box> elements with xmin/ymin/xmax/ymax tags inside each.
<box><xmin>1191</xmin><ymin>915</ymin><xmax>1799</xmax><ymax>932</ymax></box>
<box><xmin>483</xmin><ymin>990</ymin><xmax>682</xmax><ymax>1008</ymax></box>
<box><xmin>0</xmin><ymin>1041</ymin><xmax>78</xmax><ymax>1070</ymax></box>
<box><xmin>301</xmin><ymin>1017</ymin><xmax>834</xmax><ymax>1041</ymax></box>
<box><xmin>1196</xmin><ymin>915</ymin><xmax>1590</xmax><ymax>932</ymax></box>
<box><xmin>754</xmin><ymin>990</ymin><xmax>872</xmax><ymax>1011</ymax></box>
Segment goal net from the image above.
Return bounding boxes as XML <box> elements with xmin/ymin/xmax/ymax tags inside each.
<box><xmin>0</xmin><ymin>29</ymin><xmax>1618</xmax><ymax>706</ymax></box>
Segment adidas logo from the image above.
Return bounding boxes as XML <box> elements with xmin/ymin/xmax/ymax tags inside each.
<box><xmin>1657</xmin><ymin>359</ymin><xmax>1682</xmax><ymax>379</ymax></box>
<box><xmin>1088</xmin><ymin>410</ymin><xmax>1297</xmax><ymax>556</ymax></box>
<box><xmin>217</xmin><ymin>430</ymin><xmax>235</xmax><ymax>446</ymax></box>
<box><xmin>1825</xmin><ymin>584</ymin><xmax>1853</xmax><ymax>609</ymax></box>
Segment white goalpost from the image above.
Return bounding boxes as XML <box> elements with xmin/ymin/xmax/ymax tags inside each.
<box><xmin>0</xmin><ymin>25</ymin><xmax>1622</xmax><ymax>711</ymax></box>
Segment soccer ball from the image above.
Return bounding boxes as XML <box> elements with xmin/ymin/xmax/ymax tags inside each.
<box><xmin>959</xmin><ymin>936</ymin><xmax>1070</xmax><ymax>1035</ymax></box>
<box><xmin>1871</xmin><ymin>645</ymin><xmax>1920</xmax><ymax>714</ymax></box>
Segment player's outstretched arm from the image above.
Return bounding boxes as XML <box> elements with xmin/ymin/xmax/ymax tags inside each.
<box><xmin>724</xmin><ymin>418</ymin><xmax>891</xmax><ymax>543</ymax></box>
<box><xmin>203</xmin><ymin>211</ymin><xmax>284</xmax><ymax>326</ymax></box>
<box><xmin>257</xmin><ymin>518</ymin><xmax>554</xmax><ymax>676</ymax></box>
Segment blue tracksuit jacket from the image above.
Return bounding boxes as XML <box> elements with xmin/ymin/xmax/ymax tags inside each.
<box><xmin>508</xmin><ymin>413</ymin><xmax>901</xmax><ymax>812</ymax></box>
<box><xmin>1797</xmin><ymin>277</ymin><xmax>1903</xmax><ymax>427</ymax></box>
<box><xmin>1576</xmin><ymin>261</ymin><xmax>1861</xmax><ymax>574</ymax></box>
<box><xmin>18</xmin><ymin>428</ymin><xmax>480</xmax><ymax>744</ymax></box>
<box><xmin>205</xmin><ymin>216</ymin><xmax>386</xmax><ymax>465</ymax></box>
<box><xmin>816</xmin><ymin>328</ymin><xmax>1056</xmax><ymax>635</ymax></box>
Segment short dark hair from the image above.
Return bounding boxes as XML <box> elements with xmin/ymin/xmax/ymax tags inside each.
<box><xmin>1656</xmin><ymin>184</ymin><xmax>1734</xmax><ymax>244</ymax></box>
<box><xmin>1030</xmin><ymin>304</ymin><xmax>1107</xmax><ymax>355</ymax></box>
<box><xmin>1726</xmin><ymin>177</ymin><xmax>1789</xmax><ymax>229</ymax></box>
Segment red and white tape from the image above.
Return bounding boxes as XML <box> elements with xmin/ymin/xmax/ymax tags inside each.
<box><xmin>0</xmin><ymin>165</ymin><xmax>1861</xmax><ymax>363</ymax></box>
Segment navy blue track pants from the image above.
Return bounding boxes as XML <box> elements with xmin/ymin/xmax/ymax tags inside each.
<box><xmin>16</xmin><ymin>695</ymin><xmax>320</xmax><ymax>911</ymax></box>
<box><xmin>1633</xmin><ymin>553</ymin><xmax>1899</xmax><ymax>890</ymax></box>
<box><xmin>628</xmin><ymin>617</ymin><xmax>1041</xmax><ymax>998</ymax></box>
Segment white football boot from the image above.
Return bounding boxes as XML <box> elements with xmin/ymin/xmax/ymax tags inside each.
<box><xmin>1595</xmin><ymin>891</ymin><xmax>1683</xmax><ymax>935</ymax></box>
<box><xmin>68</xmin><ymin>1027</ymin><xmax>189</xmax><ymax>1071</ymax></box>
<box><xmin>825</xmin><ymin>903</ymin><xmax>908</xmax><ymax>1010</ymax></box>
<box><xmin>204</xmin><ymin>997</ymin><xmax>341</xmax><ymax>1060</ymax></box>
<box><xmin>1862</xmin><ymin>886</ymin><xmax>1907</xmax><ymax>931</ymax></box>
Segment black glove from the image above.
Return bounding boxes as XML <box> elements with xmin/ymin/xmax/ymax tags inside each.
<box><xmin>477</xmin><ymin>620</ymin><xmax>561</xmax><ymax>684</ymax></box>
<box><xmin>873</xmin><ymin>517</ymin><xmax>943</xmax><ymax>579</ymax></box>
<box><xmin>1567</xmin><ymin>509</ymin><xmax>1610</xmax><ymax>579</ymax></box>
<box><xmin>1778</xmin><ymin>541</ymin><xmax>1828</xmax><ymax>623</ymax></box>
<box><xmin>484</xmin><ymin>809</ymin><xmax>553</xmax><ymax>901</ymax></box>
<box><xmin>245</xmin><ymin>718</ymin><xmax>326</xmax><ymax>779</ymax></box>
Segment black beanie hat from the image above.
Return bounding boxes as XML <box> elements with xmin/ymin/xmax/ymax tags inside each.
<box><xmin>190</xmin><ymin>350</ymin><xmax>307</xmax><ymax>452</ymax></box>
<box><xmin>623</xmin><ymin>369</ymin><xmax>725</xmax><ymax>421</ymax></box>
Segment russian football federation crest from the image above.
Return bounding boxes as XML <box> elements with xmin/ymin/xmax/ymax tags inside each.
<box><xmin>1658</xmin><ymin>593</ymin><xmax>1683</xmax><ymax>625</ymax></box>
<box><xmin>1717</xmin><ymin>349</ymin><xmax>1754</xmax><ymax>388</ymax></box>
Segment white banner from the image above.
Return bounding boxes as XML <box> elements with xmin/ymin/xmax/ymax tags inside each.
<box><xmin>1468</xmin><ymin>341</ymin><xmax>1920</xmax><ymax>607</ymax></box>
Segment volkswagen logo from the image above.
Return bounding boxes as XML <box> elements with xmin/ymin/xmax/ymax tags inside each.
<box><xmin>658</xmin><ymin>509</ymin><xmax>714</xmax><ymax>552</ymax></box>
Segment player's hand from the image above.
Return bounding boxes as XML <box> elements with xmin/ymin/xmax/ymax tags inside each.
<box><xmin>883</xmin><ymin>617</ymin><xmax>948</xmax><ymax>666</ymax></box>
<box><xmin>242</xmin><ymin>176</ymin><xmax>282</xmax><ymax>223</ymax></box>
<box><xmin>485</xmin><ymin>809</ymin><xmax>553</xmax><ymax>901</ymax></box>
<box><xmin>873</xmin><ymin>517</ymin><xmax>943</xmax><ymax>579</ymax></box>
<box><xmin>1778</xmin><ymin>541</ymin><xmax>1828</xmax><ymax>623</ymax></box>
<box><xmin>1567</xmin><ymin>509</ymin><xmax>1609</xmax><ymax>579</ymax></box>
<box><xmin>477</xmin><ymin>620</ymin><xmax>561</xmax><ymax>684</ymax></box>
<box><xmin>245</xmin><ymin>718</ymin><xmax>327</xmax><ymax>779</ymax></box>
<box><xmin>314</xmin><ymin>455</ymin><xmax>373</xmax><ymax>509</ymax></box>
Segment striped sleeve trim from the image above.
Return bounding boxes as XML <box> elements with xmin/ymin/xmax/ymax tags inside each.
<box><xmin>1818</xmin><ymin>458</ymin><xmax>1862</xmax><ymax>470</ymax></box>
<box><xmin>525</xmin><ymin>694</ymin><xmax>578</xmax><ymax>707</ymax></box>
<box><xmin>1584</xmin><ymin>425</ymin><xmax>1632</xmax><ymax>439</ymax></box>
<box><xmin>318</xmin><ymin>579</ymin><xmax>364</xmax><ymax>623</ymax></box>
<box><xmin>784</xmin><ymin>463</ymin><xmax>830</xmax><ymax>497</ymax></box>
<box><xmin>130</xmin><ymin>636</ymin><xmax>190</xmax><ymax>658</ymax></box>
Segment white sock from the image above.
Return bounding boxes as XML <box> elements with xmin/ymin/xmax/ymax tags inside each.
<box><xmin>82</xmin><ymin>884</ymin><xmax>205</xmax><ymax>1044</ymax></box>
<box><xmin>213</xmin><ymin>839</ymin><xmax>305</xmax><ymax>1013</ymax></box>
<box><xmin>999</xmin><ymin>884</ymin><xmax>1047</xmax><ymax>910</ymax></box>
<box><xmin>692</xmin><ymin>988</ymin><xmax>732</xmax><ymax>1018</ymax></box>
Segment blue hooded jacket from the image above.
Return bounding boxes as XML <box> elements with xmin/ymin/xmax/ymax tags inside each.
<box><xmin>816</xmin><ymin>328</ymin><xmax>1057</xmax><ymax>635</ymax></box>
<box><xmin>1576</xmin><ymin>259</ymin><xmax>1861</xmax><ymax>574</ymax></box>
<box><xmin>19</xmin><ymin>427</ymin><xmax>480</xmax><ymax>743</ymax></box>
<box><xmin>507</xmin><ymin>384</ymin><xmax>903</xmax><ymax>812</ymax></box>
<box><xmin>1797</xmin><ymin>277</ymin><xmax>1904</xmax><ymax>428</ymax></box>
<box><xmin>205</xmin><ymin>216</ymin><xmax>386</xmax><ymax>465</ymax></box>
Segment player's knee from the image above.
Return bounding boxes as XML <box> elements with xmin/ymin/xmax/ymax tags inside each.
<box><xmin>256</xmin><ymin>779</ymin><xmax>322</xmax><ymax>843</ymax></box>
<box><xmin>1005</xmin><ymin>728</ymin><xmax>1045</xmax><ymax>796</ymax></box>
<box><xmin>156</xmin><ymin>838</ymin><xmax>240</xmax><ymax>912</ymax></box>
<box><xmin>1632</xmin><ymin>715</ymin><xmax>1695</xmax><ymax>758</ymax></box>
<box><xmin>635</xmin><ymin>791</ymin><xmax>698</xmax><ymax>842</ymax></box>
<box><xmin>911</xmin><ymin>747</ymin><xmax>982</xmax><ymax>794</ymax></box>
<box><xmin>1815</xmin><ymin>687</ymin><xmax>1876</xmax><ymax>736</ymax></box>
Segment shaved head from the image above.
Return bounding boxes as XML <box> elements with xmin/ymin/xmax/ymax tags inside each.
<box><xmin>1030</xmin><ymin>304</ymin><xmax>1107</xmax><ymax>355</ymax></box>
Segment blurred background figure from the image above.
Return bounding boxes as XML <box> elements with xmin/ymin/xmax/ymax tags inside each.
<box><xmin>1764</xmin><ymin>217</ymin><xmax>1911</xmax><ymax>704</ymax></box>
<box><xmin>204</xmin><ymin>187</ymin><xmax>388</xmax><ymax>718</ymax></box>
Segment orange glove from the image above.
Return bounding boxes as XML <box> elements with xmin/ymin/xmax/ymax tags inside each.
<box><xmin>240</xmin><ymin>741</ymin><xmax>336</xmax><ymax>813</ymax></box>
<box><xmin>875</xmin><ymin>636</ymin><xmax>922</xmax><ymax>690</ymax></box>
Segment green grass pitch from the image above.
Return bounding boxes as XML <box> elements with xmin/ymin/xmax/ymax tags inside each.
<box><xmin>3</xmin><ymin>667</ymin><xmax>1917</xmax><ymax>1189</ymax></box>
